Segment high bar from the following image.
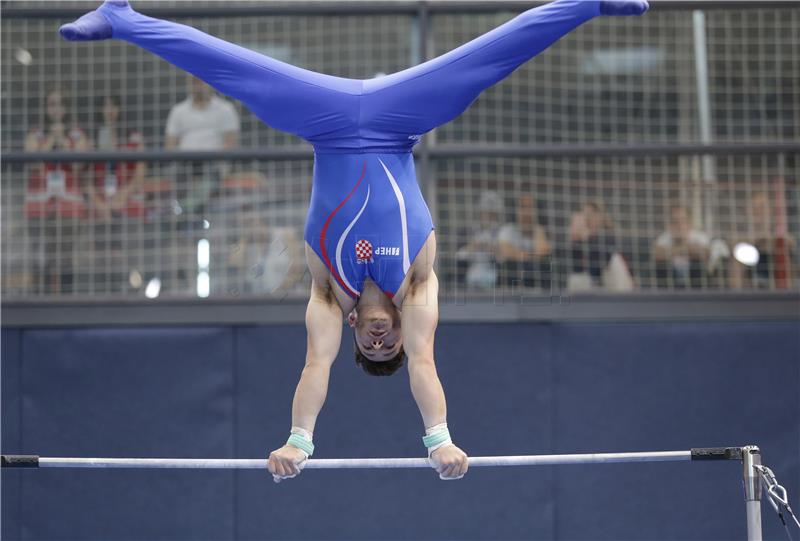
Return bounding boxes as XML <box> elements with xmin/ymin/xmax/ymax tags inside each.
<box><xmin>1</xmin><ymin>448</ymin><xmax>745</xmax><ymax>469</ymax></box>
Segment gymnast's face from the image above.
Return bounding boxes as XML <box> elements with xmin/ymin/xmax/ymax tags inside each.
<box><xmin>349</xmin><ymin>306</ymin><xmax>403</xmax><ymax>362</ymax></box>
<box><xmin>189</xmin><ymin>76</ymin><xmax>212</xmax><ymax>102</ymax></box>
<box><xmin>46</xmin><ymin>90</ymin><xmax>66</xmax><ymax>123</ymax></box>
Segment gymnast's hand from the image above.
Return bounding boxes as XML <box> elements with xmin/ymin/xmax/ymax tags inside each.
<box><xmin>430</xmin><ymin>445</ymin><xmax>469</xmax><ymax>480</ymax></box>
<box><xmin>267</xmin><ymin>445</ymin><xmax>308</xmax><ymax>483</ymax></box>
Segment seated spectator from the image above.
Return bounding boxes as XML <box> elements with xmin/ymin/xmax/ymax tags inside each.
<box><xmin>88</xmin><ymin>95</ymin><xmax>147</xmax><ymax>294</ymax></box>
<box><xmin>568</xmin><ymin>200</ymin><xmax>626</xmax><ymax>291</ymax></box>
<box><xmin>456</xmin><ymin>190</ymin><xmax>507</xmax><ymax>290</ymax></box>
<box><xmin>165</xmin><ymin>75</ymin><xmax>240</xmax><ymax>216</ymax></box>
<box><xmin>653</xmin><ymin>205</ymin><xmax>712</xmax><ymax>289</ymax></box>
<box><xmin>497</xmin><ymin>195</ymin><xmax>552</xmax><ymax>290</ymax></box>
<box><xmin>227</xmin><ymin>210</ymin><xmax>305</xmax><ymax>296</ymax></box>
<box><xmin>730</xmin><ymin>191</ymin><xmax>796</xmax><ymax>289</ymax></box>
<box><xmin>24</xmin><ymin>88</ymin><xmax>90</xmax><ymax>294</ymax></box>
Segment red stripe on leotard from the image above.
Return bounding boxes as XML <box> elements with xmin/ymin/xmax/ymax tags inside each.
<box><xmin>319</xmin><ymin>161</ymin><xmax>367</xmax><ymax>299</ymax></box>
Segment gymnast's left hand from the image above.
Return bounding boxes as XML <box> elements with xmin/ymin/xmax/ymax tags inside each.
<box><xmin>267</xmin><ymin>445</ymin><xmax>307</xmax><ymax>483</ymax></box>
<box><xmin>429</xmin><ymin>445</ymin><xmax>469</xmax><ymax>480</ymax></box>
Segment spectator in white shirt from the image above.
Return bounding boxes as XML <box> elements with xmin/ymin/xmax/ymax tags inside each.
<box><xmin>165</xmin><ymin>75</ymin><xmax>240</xmax><ymax>215</ymax></box>
<box><xmin>653</xmin><ymin>205</ymin><xmax>711</xmax><ymax>288</ymax></box>
<box><xmin>456</xmin><ymin>190</ymin><xmax>506</xmax><ymax>290</ymax></box>
<box><xmin>166</xmin><ymin>75</ymin><xmax>239</xmax><ymax>151</ymax></box>
<box><xmin>497</xmin><ymin>195</ymin><xmax>552</xmax><ymax>289</ymax></box>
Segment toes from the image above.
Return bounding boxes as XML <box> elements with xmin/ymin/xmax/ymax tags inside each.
<box><xmin>600</xmin><ymin>1</ymin><xmax>649</xmax><ymax>16</ymax></box>
<box><xmin>59</xmin><ymin>24</ymin><xmax>80</xmax><ymax>41</ymax></box>
<box><xmin>58</xmin><ymin>11</ymin><xmax>113</xmax><ymax>41</ymax></box>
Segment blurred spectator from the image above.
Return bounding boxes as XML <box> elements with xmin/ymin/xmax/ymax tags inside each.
<box><xmin>497</xmin><ymin>195</ymin><xmax>552</xmax><ymax>289</ymax></box>
<box><xmin>568</xmin><ymin>200</ymin><xmax>633</xmax><ymax>291</ymax></box>
<box><xmin>730</xmin><ymin>191</ymin><xmax>796</xmax><ymax>289</ymax></box>
<box><xmin>456</xmin><ymin>190</ymin><xmax>507</xmax><ymax>289</ymax></box>
<box><xmin>24</xmin><ymin>88</ymin><xmax>90</xmax><ymax>294</ymax></box>
<box><xmin>88</xmin><ymin>95</ymin><xmax>147</xmax><ymax>294</ymax></box>
<box><xmin>165</xmin><ymin>75</ymin><xmax>240</xmax><ymax>215</ymax></box>
<box><xmin>227</xmin><ymin>211</ymin><xmax>305</xmax><ymax>296</ymax></box>
<box><xmin>652</xmin><ymin>205</ymin><xmax>711</xmax><ymax>289</ymax></box>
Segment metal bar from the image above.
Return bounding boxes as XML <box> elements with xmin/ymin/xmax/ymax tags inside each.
<box><xmin>17</xmin><ymin>451</ymin><xmax>694</xmax><ymax>469</ymax></box>
<box><xmin>416</xmin><ymin>1</ymin><xmax>435</xmax><ymax>213</ymax></box>
<box><xmin>692</xmin><ymin>9</ymin><xmax>717</xmax><ymax>235</ymax></box>
<box><xmin>3</xmin><ymin>1</ymin><xmax>797</xmax><ymax>19</ymax></box>
<box><xmin>743</xmin><ymin>446</ymin><xmax>764</xmax><ymax>541</ymax></box>
<box><xmin>429</xmin><ymin>143</ymin><xmax>800</xmax><ymax>159</ymax></box>
<box><xmin>1</xmin><ymin>147</ymin><xmax>313</xmax><ymax>164</ymax></box>
<box><xmin>693</xmin><ymin>10</ymin><xmax>714</xmax><ymax>161</ymax></box>
<box><xmin>4</xmin><ymin>143</ymin><xmax>799</xmax><ymax>165</ymax></box>
<box><xmin>746</xmin><ymin>502</ymin><xmax>763</xmax><ymax>541</ymax></box>
<box><xmin>3</xmin><ymin>293</ymin><xmax>798</xmax><ymax>327</ymax></box>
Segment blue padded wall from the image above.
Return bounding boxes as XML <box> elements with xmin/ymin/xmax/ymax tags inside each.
<box><xmin>2</xmin><ymin>322</ymin><xmax>798</xmax><ymax>540</ymax></box>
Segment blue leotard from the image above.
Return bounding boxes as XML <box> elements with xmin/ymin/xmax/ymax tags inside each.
<box><xmin>65</xmin><ymin>0</ymin><xmax>646</xmax><ymax>298</ymax></box>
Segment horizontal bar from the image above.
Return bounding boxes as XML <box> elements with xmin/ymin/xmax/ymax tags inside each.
<box><xmin>1</xmin><ymin>451</ymin><xmax>694</xmax><ymax>469</ymax></box>
<box><xmin>3</xmin><ymin>0</ymin><xmax>795</xmax><ymax>18</ymax></box>
<box><xmin>3</xmin><ymin>143</ymin><xmax>797</xmax><ymax>165</ymax></box>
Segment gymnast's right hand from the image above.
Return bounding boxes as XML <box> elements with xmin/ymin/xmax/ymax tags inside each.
<box><xmin>267</xmin><ymin>445</ymin><xmax>307</xmax><ymax>483</ymax></box>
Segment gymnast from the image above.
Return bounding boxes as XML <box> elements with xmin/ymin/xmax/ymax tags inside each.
<box><xmin>60</xmin><ymin>0</ymin><xmax>649</xmax><ymax>482</ymax></box>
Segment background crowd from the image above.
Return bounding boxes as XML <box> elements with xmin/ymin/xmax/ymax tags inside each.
<box><xmin>20</xmin><ymin>72</ymin><xmax>796</xmax><ymax>298</ymax></box>
<box><xmin>20</xmin><ymin>77</ymin><xmax>306</xmax><ymax>297</ymax></box>
<box><xmin>4</xmin><ymin>4</ymin><xmax>798</xmax><ymax>299</ymax></box>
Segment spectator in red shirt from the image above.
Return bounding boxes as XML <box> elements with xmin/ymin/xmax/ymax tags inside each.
<box><xmin>88</xmin><ymin>95</ymin><xmax>147</xmax><ymax>293</ymax></box>
<box><xmin>24</xmin><ymin>88</ymin><xmax>90</xmax><ymax>294</ymax></box>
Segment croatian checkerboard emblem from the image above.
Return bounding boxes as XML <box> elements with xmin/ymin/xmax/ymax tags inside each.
<box><xmin>355</xmin><ymin>239</ymin><xmax>373</xmax><ymax>263</ymax></box>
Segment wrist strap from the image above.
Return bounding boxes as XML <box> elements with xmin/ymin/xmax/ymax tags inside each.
<box><xmin>422</xmin><ymin>423</ymin><xmax>453</xmax><ymax>456</ymax></box>
<box><xmin>286</xmin><ymin>430</ymin><xmax>314</xmax><ymax>457</ymax></box>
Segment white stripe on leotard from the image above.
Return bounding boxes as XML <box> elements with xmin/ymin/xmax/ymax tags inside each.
<box><xmin>378</xmin><ymin>159</ymin><xmax>411</xmax><ymax>273</ymax></box>
<box><xmin>335</xmin><ymin>184</ymin><xmax>371</xmax><ymax>295</ymax></box>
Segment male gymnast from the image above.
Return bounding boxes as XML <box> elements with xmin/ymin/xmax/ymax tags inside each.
<box><xmin>60</xmin><ymin>0</ymin><xmax>649</xmax><ymax>481</ymax></box>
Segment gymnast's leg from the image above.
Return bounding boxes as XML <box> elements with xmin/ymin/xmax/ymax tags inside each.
<box><xmin>59</xmin><ymin>1</ymin><xmax>358</xmax><ymax>139</ymax></box>
<box><xmin>361</xmin><ymin>0</ymin><xmax>648</xmax><ymax>136</ymax></box>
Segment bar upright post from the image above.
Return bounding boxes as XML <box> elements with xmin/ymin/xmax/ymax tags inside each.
<box><xmin>742</xmin><ymin>445</ymin><xmax>762</xmax><ymax>541</ymax></box>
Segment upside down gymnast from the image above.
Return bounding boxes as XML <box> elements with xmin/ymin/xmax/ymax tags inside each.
<box><xmin>61</xmin><ymin>0</ymin><xmax>649</xmax><ymax>481</ymax></box>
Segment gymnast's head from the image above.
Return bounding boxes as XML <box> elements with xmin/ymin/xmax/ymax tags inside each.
<box><xmin>348</xmin><ymin>305</ymin><xmax>406</xmax><ymax>377</ymax></box>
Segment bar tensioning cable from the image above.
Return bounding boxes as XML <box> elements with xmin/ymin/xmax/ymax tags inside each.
<box><xmin>3</xmin><ymin>448</ymin><xmax>747</xmax><ymax>470</ymax></box>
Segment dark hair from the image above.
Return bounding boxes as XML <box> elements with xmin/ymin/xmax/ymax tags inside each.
<box><xmin>44</xmin><ymin>88</ymin><xmax>71</xmax><ymax>127</ymax></box>
<box><xmin>354</xmin><ymin>340</ymin><xmax>406</xmax><ymax>377</ymax></box>
<box><xmin>96</xmin><ymin>95</ymin><xmax>122</xmax><ymax>123</ymax></box>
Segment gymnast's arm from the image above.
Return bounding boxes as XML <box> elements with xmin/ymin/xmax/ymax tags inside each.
<box><xmin>267</xmin><ymin>280</ymin><xmax>343</xmax><ymax>481</ymax></box>
<box><xmin>402</xmin><ymin>272</ymin><xmax>469</xmax><ymax>480</ymax></box>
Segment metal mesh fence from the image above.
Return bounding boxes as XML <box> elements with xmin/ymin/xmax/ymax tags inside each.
<box><xmin>2</xmin><ymin>2</ymin><xmax>798</xmax><ymax>300</ymax></box>
<box><xmin>2</xmin><ymin>7</ymin><xmax>416</xmax><ymax>151</ymax></box>
<box><xmin>431</xmin><ymin>9</ymin><xmax>700</xmax><ymax>146</ymax></box>
<box><xmin>434</xmin><ymin>152</ymin><xmax>799</xmax><ymax>297</ymax></box>
<box><xmin>1</xmin><ymin>158</ymin><xmax>314</xmax><ymax>298</ymax></box>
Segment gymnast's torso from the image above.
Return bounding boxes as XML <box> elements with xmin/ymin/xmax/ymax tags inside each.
<box><xmin>305</xmin><ymin>152</ymin><xmax>433</xmax><ymax>301</ymax></box>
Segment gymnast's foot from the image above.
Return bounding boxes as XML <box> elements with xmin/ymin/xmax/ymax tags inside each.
<box><xmin>59</xmin><ymin>0</ymin><xmax>129</xmax><ymax>41</ymax></box>
<box><xmin>600</xmin><ymin>0</ymin><xmax>650</xmax><ymax>16</ymax></box>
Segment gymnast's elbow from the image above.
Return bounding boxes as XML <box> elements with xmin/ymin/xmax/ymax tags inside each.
<box><xmin>299</xmin><ymin>362</ymin><xmax>332</xmax><ymax>387</ymax></box>
<box><xmin>302</xmin><ymin>352</ymin><xmax>335</xmax><ymax>372</ymax></box>
<box><xmin>407</xmin><ymin>355</ymin><xmax>438</xmax><ymax>375</ymax></box>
